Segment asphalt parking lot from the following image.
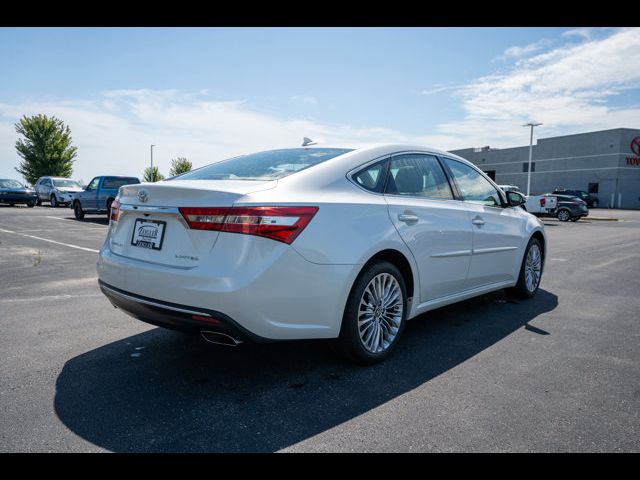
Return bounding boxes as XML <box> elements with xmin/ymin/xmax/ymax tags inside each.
<box><xmin>0</xmin><ymin>205</ymin><xmax>639</xmax><ymax>452</ymax></box>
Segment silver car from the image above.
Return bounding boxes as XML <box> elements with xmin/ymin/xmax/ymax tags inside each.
<box><xmin>34</xmin><ymin>176</ymin><xmax>84</xmax><ymax>207</ymax></box>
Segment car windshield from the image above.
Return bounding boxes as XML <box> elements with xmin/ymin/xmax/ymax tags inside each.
<box><xmin>0</xmin><ymin>179</ymin><xmax>24</xmax><ymax>188</ymax></box>
<box><xmin>53</xmin><ymin>179</ymin><xmax>82</xmax><ymax>188</ymax></box>
<box><xmin>174</xmin><ymin>148</ymin><xmax>353</xmax><ymax>181</ymax></box>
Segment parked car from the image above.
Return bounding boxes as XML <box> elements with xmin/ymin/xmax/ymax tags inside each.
<box><xmin>552</xmin><ymin>189</ymin><xmax>599</xmax><ymax>208</ymax></box>
<box><xmin>34</xmin><ymin>176</ymin><xmax>84</xmax><ymax>207</ymax></box>
<box><xmin>97</xmin><ymin>145</ymin><xmax>546</xmax><ymax>364</ymax></box>
<box><xmin>0</xmin><ymin>178</ymin><xmax>38</xmax><ymax>207</ymax></box>
<box><xmin>549</xmin><ymin>194</ymin><xmax>589</xmax><ymax>222</ymax></box>
<box><xmin>72</xmin><ymin>176</ymin><xmax>140</xmax><ymax>219</ymax></box>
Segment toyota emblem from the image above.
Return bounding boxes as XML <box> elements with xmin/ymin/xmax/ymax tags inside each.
<box><xmin>137</xmin><ymin>189</ymin><xmax>149</xmax><ymax>203</ymax></box>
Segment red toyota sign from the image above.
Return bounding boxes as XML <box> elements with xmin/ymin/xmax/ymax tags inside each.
<box><xmin>627</xmin><ymin>137</ymin><xmax>640</xmax><ymax>165</ymax></box>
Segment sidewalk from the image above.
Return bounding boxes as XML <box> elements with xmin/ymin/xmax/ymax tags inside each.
<box><xmin>588</xmin><ymin>208</ymin><xmax>640</xmax><ymax>221</ymax></box>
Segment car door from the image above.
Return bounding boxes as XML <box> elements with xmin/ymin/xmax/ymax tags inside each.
<box><xmin>80</xmin><ymin>177</ymin><xmax>100</xmax><ymax>210</ymax></box>
<box><xmin>440</xmin><ymin>157</ymin><xmax>524</xmax><ymax>289</ymax></box>
<box><xmin>97</xmin><ymin>177</ymin><xmax>110</xmax><ymax>210</ymax></box>
<box><xmin>382</xmin><ymin>153</ymin><xmax>473</xmax><ymax>303</ymax></box>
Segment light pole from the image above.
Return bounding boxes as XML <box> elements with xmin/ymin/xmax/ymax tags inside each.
<box><xmin>523</xmin><ymin>122</ymin><xmax>542</xmax><ymax>196</ymax></box>
<box><xmin>150</xmin><ymin>144</ymin><xmax>155</xmax><ymax>182</ymax></box>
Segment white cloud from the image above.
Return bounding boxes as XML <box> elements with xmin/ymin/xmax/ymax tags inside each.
<box><xmin>289</xmin><ymin>95</ymin><xmax>318</xmax><ymax>105</ymax></box>
<box><xmin>420</xmin><ymin>84</ymin><xmax>461</xmax><ymax>95</ymax></box>
<box><xmin>0</xmin><ymin>90</ymin><xmax>411</xmax><ymax>183</ymax></box>
<box><xmin>562</xmin><ymin>28</ymin><xmax>592</xmax><ymax>40</ymax></box>
<box><xmin>422</xmin><ymin>27</ymin><xmax>640</xmax><ymax>150</ymax></box>
<box><xmin>497</xmin><ymin>38</ymin><xmax>553</xmax><ymax>61</ymax></box>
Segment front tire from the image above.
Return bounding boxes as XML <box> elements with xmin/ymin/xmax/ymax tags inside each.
<box><xmin>50</xmin><ymin>194</ymin><xmax>58</xmax><ymax>208</ymax></box>
<box><xmin>592</xmin><ymin>200</ymin><xmax>599</xmax><ymax>208</ymax></box>
<box><xmin>27</xmin><ymin>200</ymin><xmax>36</xmax><ymax>208</ymax></box>
<box><xmin>336</xmin><ymin>261</ymin><xmax>407</xmax><ymax>365</ymax></box>
<box><xmin>73</xmin><ymin>201</ymin><xmax>85</xmax><ymax>219</ymax></box>
<box><xmin>507</xmin><ymin>237</ymin><xmax>543</xmax><ymax>299</ymax></box>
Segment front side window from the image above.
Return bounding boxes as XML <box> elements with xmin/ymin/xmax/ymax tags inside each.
<box><xmin>384</xmin><ymin>154</ymin><xmax>453</xmax><ymax>200</ymax></box>
<box><xmin>86</xmin><ymin>178</ymin><xmax>100</xmax><ymax>191</ymax></box>
<box><xmin>442</xmin><ymin>157</ymin><xmax>502</xmax><ymax>207</ymax></box>
<box><xmin>175</xmin><ymin>148</ymin><xmax>353</xmax><ymax>181</ymax></box>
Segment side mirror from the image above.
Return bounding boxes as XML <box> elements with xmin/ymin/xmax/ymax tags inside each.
<box><xmin>506</xmin><ymin>190</ymin><xmax>526</xmax><ymax>207</ymax></box>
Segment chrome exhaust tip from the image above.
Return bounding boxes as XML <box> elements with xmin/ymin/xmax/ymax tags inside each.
<box><xmin>200</xmin><ymin>330</ymin><xmax>243</xmax><ymax>347</ymax></box>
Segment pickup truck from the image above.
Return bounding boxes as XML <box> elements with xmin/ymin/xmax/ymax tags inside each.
<box><xmin>72</xmin><ymin>175</ymin><xmax>140</xmax><ymax>219</ymax></box>
<box><xmin>498</xmin><ymin>187</ymin><xmax>557</xmax><ymax>216</ymax></box>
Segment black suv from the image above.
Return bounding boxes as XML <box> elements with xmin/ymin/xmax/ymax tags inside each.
<box><xmin>553</xmin><ymin>194</ymin><xmax>589</xmax><ymax>222</ymax></box>
<box><xmin>552</xmin><ymin>189</ymin><xmax>599</xmax><ymax>208</ymax></box>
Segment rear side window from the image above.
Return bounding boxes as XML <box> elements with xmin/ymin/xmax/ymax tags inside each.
<box><xmin>103</xmin><ymin>178</ymin><xmax>140</xmax><ymax>189</ymax></box>
<box><xmin>352</xmin><ymin>160</ymin><xmax>387</xmax><ymax>193</ymax></box>
<box><xmin>384</xmin><ymin>154</ymin><xmax>453</xmax><ymax>200</ymax></box>
<box><xmin>175</xmin><ymin>148</ymin><xmax>353</xmax><ymax>181</ymax></box>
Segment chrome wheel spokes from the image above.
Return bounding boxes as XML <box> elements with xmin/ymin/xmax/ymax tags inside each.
<box><xmin>358</xmin><ymin>273</ymin><xmax>403</xmax><ymax>353</ymax></box>
<box><xmin>525</xmin><ymin>244</ymin><xmax>542</xmax><ymax>292</ymax></box>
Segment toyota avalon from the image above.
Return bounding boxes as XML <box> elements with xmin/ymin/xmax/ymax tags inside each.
<box><xmin>98</xmin><ymin>145</ymin><xmax>546</xmax><ymax>364</ymax></box>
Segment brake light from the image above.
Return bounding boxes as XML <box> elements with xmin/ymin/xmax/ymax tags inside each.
<box><xmin>110</xmin><ymin>199</ymin><xmax>120</xmax><ymax>222</ymax></box>
<box><xmin>179</xmin><ymin>206</ymin><xmax>319</xmax><ymax>244</ymax></box>
<box><xmin>540</xmin><ymin>198</ymin><xmax>546</xmax><ymax>207</ymax></box>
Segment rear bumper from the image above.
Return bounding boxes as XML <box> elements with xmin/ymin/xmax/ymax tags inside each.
<box><xmin>97</xmin><ymin>235</ymin><xmax>359</xmax><ymax>340</ymax></box>
<box><xmin>99</xmin><ymin>280</ymin><xmax>268</xmax><ymax>343</ymax></box>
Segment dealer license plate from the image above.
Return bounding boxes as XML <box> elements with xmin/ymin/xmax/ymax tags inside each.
<box><xmin>131</xmin><ymin>219</ymin><xmax>166</xmax><ymax>250</ymax></box>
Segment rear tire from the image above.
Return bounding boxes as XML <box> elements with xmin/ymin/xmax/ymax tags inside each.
<box><xmin>506</xmin><ymin>237</ymin><xmax>543</xmax><ymax>299</ymax></box>
<box><xmin>336</xmin><ymin>261</ymin><xmax>407</xmax><ymax>365</ymax></box>
<box><xmin>36</xmin><ymin>197</ymin><xmax>41</xmax><ymax>206</ymax></box>
<box><xmin>73</xmin><ymin>201</ymin><xmax>85</xmax><ymax>219</ymax></box>
<box><xmin>592</xmin><ymin>201</ymin><xmax>599</xmax><ymax>208</ymax></box>
<box><xmin>106</xmin><ymin>199</ymin><xmax>113</xmax><ymax>217</ymax></box>
<box><xmin>557</xmin><ymin>209</ymin><xmax>571</xmax><ymax>222</ymax></box>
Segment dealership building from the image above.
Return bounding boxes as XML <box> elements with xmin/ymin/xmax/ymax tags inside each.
<box><xmin>449</xmin><ymin>128</ymin><xmax>640</xmax><ymax>209</ymax></box>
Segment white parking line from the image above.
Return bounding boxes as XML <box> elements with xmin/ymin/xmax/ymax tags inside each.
<box><xmin>0</xmin><ymin>228</ymin><xmax>100</xmax><ymax>253</ymax></box>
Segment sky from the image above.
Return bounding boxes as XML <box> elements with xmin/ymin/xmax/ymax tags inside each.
<box><xmin>0</xmin><ymin>27</ymin><xmax>639</xmax><ymax>184</ymax></box>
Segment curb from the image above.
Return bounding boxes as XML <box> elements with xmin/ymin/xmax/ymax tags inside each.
<box><xmin>587</xmin><ymin>217</ymin><xmax>619</xmax><ymax>221</ymax></box>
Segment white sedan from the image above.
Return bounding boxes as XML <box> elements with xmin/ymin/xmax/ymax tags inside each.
<box><xmin>98</xmin><ymin>145</ymin><xmax>546</xmax><ymax>364</ymax></box>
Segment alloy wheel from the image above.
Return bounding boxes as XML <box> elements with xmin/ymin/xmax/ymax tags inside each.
<box><xmin>525</xmin><ymin>244</ymin><xmax>542</xmax><ymax>292</ymax></box>
<box><xmin>357</xmin><ymin>273</ymin><xmax>404</xmax><ymax>353</ymax></box>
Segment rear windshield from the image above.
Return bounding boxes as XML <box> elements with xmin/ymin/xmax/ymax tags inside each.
<box><xmin>0</xmin><ymin>179</ymin><xmax>23</xmax><ymax>188</ymax></box>
<box><xmin>53</xmin><ymin>179</ymin><xmax>82</xmax><ymax>188</ymax></box>
<box><xmin>174</xmin><ymin>148</ymin><xmax>353</xmax><ymax>181</ymax></box>
<box><xmin>103</xmin><ymin>178</ymin><xmax>140</xmax><ymax>189</ymax></box>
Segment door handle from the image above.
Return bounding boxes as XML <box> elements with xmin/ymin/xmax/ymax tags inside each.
<box><xmin>472</xmin><ymin>216</ymin><xmax>485</xmax><ymax>226</ymax></box>
<box><xmin>398</xmin><ymin>213</ymin><xmax>419</xmax><ymax>223</ymax></box>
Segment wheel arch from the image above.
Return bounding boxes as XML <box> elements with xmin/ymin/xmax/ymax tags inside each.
<box><xmin>357</xmin><ymin>249</ymin><xmax>415</xmax><ymax>303</ymax></box>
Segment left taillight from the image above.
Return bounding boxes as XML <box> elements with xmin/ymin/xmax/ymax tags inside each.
<box><xmin>179</xmin><ymin>206</ymin><xmax>319</xmax><ymax>244</ymax></box>
<box><xmin>110</xmin><ymin>199</ymin><xmax>120</xmax><ymax>222</ymax></box>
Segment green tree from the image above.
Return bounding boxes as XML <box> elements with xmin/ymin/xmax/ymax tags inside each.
<box><xmin>14</xmin><ymin>114</ymin><xmax>78</xmax><ymax>185</ymax></box>
<box><xmin>142</xmin><ymin>166</ymin><xmax>165</xmax><ymax>182</ymax></box>
<box><xmin>169</xmin><ymin>157</ymin><xmax>192</xmax><ymax>177</ymax></box>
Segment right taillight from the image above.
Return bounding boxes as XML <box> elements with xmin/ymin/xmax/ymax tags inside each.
<box><xmin>179</xmin><ymin>206</ymin><xmax>319</xmax><ymax>244</ymax></box>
